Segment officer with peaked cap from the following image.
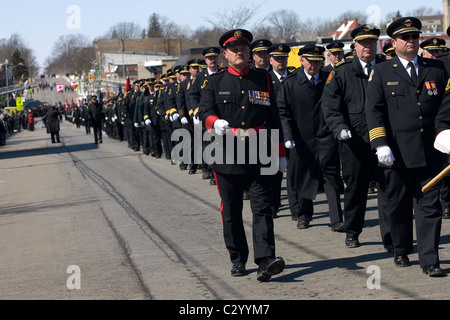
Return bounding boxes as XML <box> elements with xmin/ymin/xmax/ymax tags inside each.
<box><xmin>420</xmin><ymin>37</ymin><xmax>446</xmax><ymax>59</ymax></box>
<box><xmin>279</xmin><ymin>44</ymin><xmax>344</xmax><ymax>231</ymax></box>
<box><xmin>267</xmin><ymin>43</ymin><xmax>291</xmax><ymax>218</ymax></box>
<box><xmin>200</xmin><ymin>28</ymin><xmax>286</xmax><ymax>282</ymax></box>
<box><xmin>322</xmin><ymin>24</ymin><xmax>391</xmax><ymax>251</ymax></box>
<box><xmin>323</xmin><ymin>42</ymin><xmax>345</xmax><ymax>72</ymax></box>
<box><xmin>383</xmin><ymin>41</ymin><xmax>396</xmax><ymax>60</ymax></box>
<box><xmin>251</xmin><ymin>39</ymin><xmax>273</xmax><ymax>70</ymax></box>
<box><xmin>365</xmin><ymin>16</ymin><xmax>448</xmax><ymax>276</ymax></box>
<box><xmin>189</xmin><ymin>47</ymin><xmax>222</xmax><ymax>180</ymax></box>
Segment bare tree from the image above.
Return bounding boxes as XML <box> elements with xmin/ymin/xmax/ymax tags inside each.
<box><xmin>265</xmin><ymin>10</ymin><xmax>301</xmax><ymax>42</ymax></box>
<box><xmin>103</xmin><ymin>22</ymin><xmax>143</xmax><ymax>39</ymax></box>
<box><xmin>45</xmin><ymin>34</ymin><xmax>94</xmax><ymax>75</ymax></box>
<box><xmin>406</xmin><ymin>6</ymin><xmax>443</xmax><ymax>16</ymax></box>
<box><xmin>204</xmin><ymin>3</ymin><xmax>259</xmax><ymax>30</ymax></box>
<box><xmin>0</xmin><ymin>33</ymin><xmax>39</xmax><ymax>77</ymax></box>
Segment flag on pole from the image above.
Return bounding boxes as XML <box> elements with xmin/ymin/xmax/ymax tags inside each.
<box><xmin>57</xmin><ymin>84</ymin><xmax>64</xmax><ymax>94</ymax></box>
<box><xmin>125</xmin><ymin>76</ymin><xmax>130</xmax><ymax>92</ymax></box>
<box><xmin>70</xmin><ymin>81</ymin><xmax>78</xmax><ymax>90</ymax></box>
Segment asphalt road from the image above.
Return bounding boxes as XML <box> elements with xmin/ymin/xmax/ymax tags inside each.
<box><xmin>0</xmin><ymin>120</ymin><xmax>449</xmax><ymax>304</ymax></box>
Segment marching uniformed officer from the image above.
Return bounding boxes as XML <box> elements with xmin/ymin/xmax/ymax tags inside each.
<box><xmin>147</xmin><ymin>81</ymin><xmax>163</xmax><ymax>158</ymax></box>
<box><xmin>436</xmin><ymin>27</ymin><xmax>450</xmax><ymax>219</ymax></box>
<box><xmin>322</xmin><ymin>24</ymin><xmax>391</xmax><ymax>250</ymax></box>
<box><xmin>278</xmin><ymin>44</ymin><xmax>344</xmax><ymax>231</ymax></box>
<box><xmin>189</xmin><ymin>52</ymin><xmax>221</xmax><ymax>183</ymax></box>
<box><xmin>365</xmin><ymin>17</ymin><xmax>448</xmax><ymax>276</ymax></box>
<box><xmin>124</xmin><ymin>81</ymin><xmax>142</xmax><ymax>151</ymax></box>
<box><xmin>420</xmin><ymin>37</ymin><xmax>446</xmax><ymax>59</ymax></box>
<box><xmin>323</xmin><ymin>42</ymin><xmax>345</xmax><ymax>72</ymax></box>
<box><xmin>268</xmin><ymin>43</ymin><xmax>291</xmax><ymax>218</ymax></box>
<box><xmin>113</xmin><ymin>94</ymin><xmax>125</xmax><ymax>141</ymax></box>
<box><xmin>87</xmin><ymin>95</ymin><xmax>104</xmax><ymax>144</ymax></box>
<box><xmin>157</xmin><ymin>74</ymin><xmax>174</xmax><ymax>160</ymax></box>
<box><xmin>199</xmin><ymin>29</ymin><xmax>286</xmax><ymax>282</ymax></box>
<box><xmin>250</xmin><ymin>39</ymin><xmax>273</xmax><ymax>71</ymax></box>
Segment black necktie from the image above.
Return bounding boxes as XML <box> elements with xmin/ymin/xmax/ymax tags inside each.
<box><xmin>408</xmin><ymin>61</ymin><xmax>417</xmax><ymax>86</ymax></box>
<box><xmin>280</xmin><ymin>76</ymin><xmax>285</xmax><ymax>82</ymax></box>
<box><xmin>365</xmin><ymin>63</ymin><xmax>372</xmax><ymax>76</ymax></box>
<box><xmin>311</xmin><ymin>76</ymin><xmax>315</xmax><ymax>86</ymax></box>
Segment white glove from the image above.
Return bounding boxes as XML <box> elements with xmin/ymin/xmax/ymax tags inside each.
<box><xmin>338</xmin><ymin>129</ymin><xmax>352</xmax><ymax>141</ymax></box>
<box><xmin>376</xmin><ymin>145</ymin><xmax>395</xmax><ymax>167</ymax></box>
<box><xmin>145</xmin><ymin>119</ymin><xmax>151</xmax><ymax>126</ymax></box>
<box><xmin>105</xmin><ymin>117</ymin><xmax>108</xmax><ymax>120</ymax></box>
<box><xmin>285</xmin><ymin>140</ymin><xmax>296</xmax><ymax>149</ymax></box>
<box><xmin>181</xmin><ymin>117</ymin><xmax>189</xmax><ymax>125</ymax></box>
<box><xmin>121</xmin><ymin>121</ymin><xmax>125</xmax><ymax>126</ymax></box>
<box><xmin>193</xmin><ymin>116</ymin><xmax>201</xmax><ymax>126</ymax></box>
<box><xmin>214</xmin><ymin>119</ymin><xmax>230</xmax><ymax>136</ymax></box>
<box><xmin>165</xmin><ymin>115</ymin><xmax>169</xmax><ymax>120</ymax></box>
<box><xmin>172</xmin><ymin>113</ymin><xmax>180</xmax><ymax>121</ymax></box>
<box><xmin>434</xmin><ymin>129</ymin><xmax>450</xmax><ymax>154</ymax></box>
<box><xmin>134</xmin><ymin>122</ymin><xmax>139</xmax><ymax>128</ymax></box>
<box><xmin>279</xmin><ymin>157</ymin><xmax>288</xmax><ymax>173</ymax></box>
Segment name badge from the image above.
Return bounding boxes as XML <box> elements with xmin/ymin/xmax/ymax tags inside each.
<box><xmin>387</xmin><ymin>82</ymin><xmax>399</xmax><ymax>86</ymax></box>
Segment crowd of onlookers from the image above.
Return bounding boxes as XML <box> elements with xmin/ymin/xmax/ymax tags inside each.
<box><xmin>0</xmin><ymin>105</ymin><xmax>62</xmax><ymax>146</ymax></box>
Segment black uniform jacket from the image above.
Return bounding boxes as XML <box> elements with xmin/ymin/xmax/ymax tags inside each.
<box><xmin>278</xmin><ymin>67</ymin><xmax>342</xmax><ymax>198</ymax></box>
<box><xmin>124</xmin><ymin>90</ymin><xmax>140</xmax><ymax>122</ymax></box>
<box><xmin>190</xmin><ymin>69</ymin><xmax>223</xmax><ymax>118</ymax></box>
<box><xmin>46</xmin><ymin>108</ymin><xmax>60</xmax><ymax>134</ymax></box>
<box><xmin>322</xmin><ymin>57</ymin><xmax>385</xmax><ymax>144</ymax></box>
<box><xmin>87</xmin><ymin>101</ymin><xmax>103</xmax><ymax>124</ymax></box>
<box><xmin>365</xmin><ymin>55</ymin><xmax>448</xmax><ymax>168</ymax></box>
<box><xmin>199</xmin><ymin>66</ymin><xmax>285</xmax><ymax>175</ymax></box>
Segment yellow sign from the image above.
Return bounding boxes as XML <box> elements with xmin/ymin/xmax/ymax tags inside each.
<box><xmin>16</xmin><ymin>97</ymin><xmax>24</xmax><ymax>111</ymax></box>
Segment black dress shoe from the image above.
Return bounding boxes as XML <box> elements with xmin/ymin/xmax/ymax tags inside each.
<box><xmin>331</xmin><ymin>222</ymin><xmax>345</xmax><ymax>232</ymax></box>
<box><xmin>231</xmin><ymin>262</ymin><xmax>247</xmax><ymax>277</ymax></box>
<box><xmin>297</xmin><ymin>219</ymin><xmax>310</xmax><ymax>229</ymax></box>
<box><xmin>443</xmin><ymin>207</ymin><xmax>450</xmax><ymax>219</ymax></box>
<box><xmin>394</xmin><ymin>254</ymin><xmax>411</xmax><ymax>267</ymax></box>
<box><xmin>345</xmin><ymin>236</ymin><xmax>360</xmax><ymax>248</ymax></box>
<box><xmin>423</xmin><ymin>265</ymin><xmax>444</xmax><ymax>277</ymax></box>
<box><xmin>257</xmin><ymin>257</ymin><xmax>285</xmax><ymax>282</ymax></box>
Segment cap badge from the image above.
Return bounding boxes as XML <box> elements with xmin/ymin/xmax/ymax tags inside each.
<box><xmin>234</xmin><ymin>31</ymin><xmax>243</xmax><ymax>39</ymax></box>
<box><xmin>405</xmin><ymin>19</ymin><xmax>412</xmax><ymax>27</ymax></box>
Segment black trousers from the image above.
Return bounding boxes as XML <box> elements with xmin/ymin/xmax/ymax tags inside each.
<box><xmin>92</xmin><ymin>120</ymin><xmax>103</xmax><ymax>143</ymax></box>
<box><xmin>382</xmin><ymin>166</ymin><xmax>442</xmax><ymax>267</ymax></box>
<box><xmin>213</xmin><ymin>171</ymin><xmax>276</xmax><ymax>265</ymax></box>
<box><xmin>340</xmin><ymin>141</ymin><xmax>390</xmax><ymax>244</ymax></box>
<box><xmin>287</xmin><ymin>147</ymin><xmax>343</xmax><ymax>225</ymax></box>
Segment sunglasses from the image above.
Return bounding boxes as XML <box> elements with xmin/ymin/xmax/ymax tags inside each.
<box><xmin>399</xmin><ymin>34</ymin><xmax>420</xmax><ymax>41</ymax></box>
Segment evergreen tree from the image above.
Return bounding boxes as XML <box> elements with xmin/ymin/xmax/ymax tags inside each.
<box><xmin>10</xmin><ymin>49</ymin><xmax>28</xmax><ymax>81</ymax></box>
<box><xmin>148</xmin><ymin>13</ymin><xmax>163</xmax><ymax>38</ymax></box>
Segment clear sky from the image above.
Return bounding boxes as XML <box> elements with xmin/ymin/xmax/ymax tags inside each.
<box><xmin>1</xmin><ymin>0</ymin><xmax>445</xmax><ymax>70</ymax></box>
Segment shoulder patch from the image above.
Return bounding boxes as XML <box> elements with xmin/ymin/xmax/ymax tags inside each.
<box><xmin>446</xmin><ymin>78</ymin><xmax>450</xmax><ymax>91</ymax></box>
<box><xmin>326</xmin><ymin>70</ymin><xmax>335</xmax><ymax>84</ymax></box>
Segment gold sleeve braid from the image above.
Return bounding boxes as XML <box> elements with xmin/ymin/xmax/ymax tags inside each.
<box><xmin>369</xmin><ymin>127</ymin><xmax>387</xmax><ymax>142</ymax></box>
